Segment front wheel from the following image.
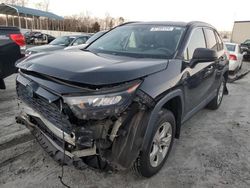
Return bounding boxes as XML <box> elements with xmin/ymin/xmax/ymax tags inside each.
<box><xmin>133</xmin><ymin>110</ymin><xmax>176</xmax><ymax>177</ymax></box>
<box><xmin>206</xmin><ymin>77</ymin><xmax>225</xmax><ymax>110</ymax></box>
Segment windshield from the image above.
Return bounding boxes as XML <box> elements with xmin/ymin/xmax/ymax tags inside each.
<box><xmin>243</xmin><ymin>40</ymin><xmax>250</xmax><ymax>45</ymax></box>
<box><xmin>86</xmin><ymin>31</ymin><xmax>106</xmax><ymax>44</ymax></box>
<box><xmin>87</xmin><ymin>25</ymin><xmax>185</xmax><ymax>59</ymax></box>
<box><xmin>225</xmin><ymin>44</ymin><xmax>236</xmax><ymax>52</ymax></box>
<box><xmin>50</xmin><ymin>36</ymin><xmax>75</xmax><ymax>46</ymax></box>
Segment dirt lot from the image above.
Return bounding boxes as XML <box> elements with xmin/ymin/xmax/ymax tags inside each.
<box><xmin>0</xmin><ymin>63</ymin><xmax>250</xmax><ymax>188</ymax></box>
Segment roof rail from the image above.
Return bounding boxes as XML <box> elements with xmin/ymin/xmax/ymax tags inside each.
<box><xmin>117</xmin><ymin>21</ymin><xmax>140</xmax><ymax>27</ymax></box>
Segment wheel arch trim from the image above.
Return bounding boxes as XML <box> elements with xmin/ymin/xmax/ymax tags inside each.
<box><xmin>142</xmin><ymin>89</ymin><xmax>184</xmax><ymax>151</ymax></box>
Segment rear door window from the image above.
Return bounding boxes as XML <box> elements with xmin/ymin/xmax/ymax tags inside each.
<box><xmin>214</xmin><ymin>32</ymin><xmax>224</xmax><ymax>51</ymax></box>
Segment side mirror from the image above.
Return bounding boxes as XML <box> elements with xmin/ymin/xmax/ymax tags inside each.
<box><xmin>190</xmin><ymin>48</ymin><xmax>217</xmax><ymax>68</ymax></box>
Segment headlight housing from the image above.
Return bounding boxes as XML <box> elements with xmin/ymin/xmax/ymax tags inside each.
<box><xmin>63</xmin><ymin>82</ymin><xmax>141</xmax><ymax>120</ymax></box>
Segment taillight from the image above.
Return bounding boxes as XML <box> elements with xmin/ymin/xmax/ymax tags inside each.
<box><xmin>229</xmin><ymin>54</ymin><xmax>237</xmax><ymax>61</ymax></box>
<box><xmin>10</xmin><ymin>34</ymin><xmax>26</xmax><ymax>47</ymax></box>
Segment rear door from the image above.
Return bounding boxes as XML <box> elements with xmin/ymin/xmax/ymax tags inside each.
<box><xmin>200</xmin><ymin>28</ymin><xmax>220</xmax><ymax>95</ymax></box>
<box><xmin>210</xmin><ymin>30</ymin><xmax>227</xmax><ymax>90</ymax></box>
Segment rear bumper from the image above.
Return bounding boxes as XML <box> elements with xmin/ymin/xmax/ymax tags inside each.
<box><xmin>229</xmin><ymin>60</ymin><xmax>240</xmax><ymax>71</ymax></box>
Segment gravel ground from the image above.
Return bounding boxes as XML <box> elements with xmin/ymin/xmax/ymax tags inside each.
<box><xmin>0</xmin><ymin>62</ymin><xmax>250</xmax><ymax>188</ymax></box>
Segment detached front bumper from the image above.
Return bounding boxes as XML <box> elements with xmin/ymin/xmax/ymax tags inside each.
<box><xmin>17</xmin><ymin>114</ymin><xmax>88</xmax><ymax>169</ymax></box>
<box><xmin>16</xmin><ymin>103</ymin><xmax>97</xmax><ymax>160</ymax></box>
<box><xmin>16</xmin><ymin>73</ymin><xmax>151</xmax><ymax>170</ymax></box>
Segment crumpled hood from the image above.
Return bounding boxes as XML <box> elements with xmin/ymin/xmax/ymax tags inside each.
<box><xmin>16</xmin><ymin>50</ymin><xmax>169</xmax><ymax>85</ymax></box>
<box><xmin>27</xmin><ymin>44</ymin><xmax>65</xmax><ymax>53</ymax></box>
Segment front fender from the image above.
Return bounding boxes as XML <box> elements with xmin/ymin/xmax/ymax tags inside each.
<box><xmin>142</xmin><ymin>89</ymin><xmax>184</xmax><ymax>151</ymax></box>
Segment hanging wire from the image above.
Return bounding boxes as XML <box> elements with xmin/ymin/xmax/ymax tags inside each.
<box><xmin>58</xmin><ymin>131</ymin><xmax>71</xmax><ymax>188</ymax></box>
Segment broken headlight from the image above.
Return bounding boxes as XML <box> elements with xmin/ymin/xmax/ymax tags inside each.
<box><xmin>63</xmin><ymin>82</ymin><xmax>140</xmax><ymax>120</ymax></box>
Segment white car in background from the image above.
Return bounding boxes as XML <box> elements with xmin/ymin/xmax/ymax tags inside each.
<box><xmin>225</xmin><ymin>42</ymin><xmax>244</xmax><ymax>73</ymax></box>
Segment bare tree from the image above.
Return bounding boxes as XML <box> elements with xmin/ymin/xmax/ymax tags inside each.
<box><xmin>109</xmin><ymin>18</ymin><xmax>114</xmax><ymax>29</ymax></box>
<box><xmin>19</xmin><ymin>0</ymin><xmax>28</xmax><ymax>6</ymax></box>
<box><xmin>35</xmin><ymin>0</ymin><xmax>49</xmax><ymax>11</ymax></box>
<box><xmin>1</xmin><ymin>0</ymin><xmax>29</xmax><ymax>6</ymax></box>
<box><xmin>91</xmin><ymin>22</ymin><xmax>100</xmax><ymax>32</ymax></box>
<box><xmin>118</xmin><ymin>17</ymin><xmax>125</xmax><ymax>25</ymax></box>
<box><xmin>104</xmin><ymin>13</ymin><xmax>111</xmax><ymax>30</ymax></box>
<box><xmin>43</xmin><ymin>0</ymin><xmax>49</xmax><ymax>11</ymax></box>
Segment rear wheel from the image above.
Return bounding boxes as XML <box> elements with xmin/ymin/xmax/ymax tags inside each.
<box><xmin>207</xmin><ymin>77</ymin><xmax>225</xmax><ymax>110</ymax></box>
<box><xmin>133</xmin><ymin>110</ymin><xmax>175</xmax><ymax>177</ymax></box>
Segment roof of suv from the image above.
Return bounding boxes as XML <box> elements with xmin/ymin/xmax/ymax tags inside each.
<box><xmin>123</xmin><ymin>21</ymin><xmax>215</xmax><ymax>29</ymax></box>
<box><xmin>65</xmin><ymin>34</ymin><xmax>90</xmax><ymax>38</ymax></box>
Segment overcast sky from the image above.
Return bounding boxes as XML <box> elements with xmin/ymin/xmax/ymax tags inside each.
<box><xmin>30</xmin><ymin>0</ymin><xmax>249</xmax><ymax>31</ymax></box>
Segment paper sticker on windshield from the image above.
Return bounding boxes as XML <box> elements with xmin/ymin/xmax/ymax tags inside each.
<box><xmin>150</xmin><ymin>27</ymin><xmax>174</xmax><ymax>31</ymax></box>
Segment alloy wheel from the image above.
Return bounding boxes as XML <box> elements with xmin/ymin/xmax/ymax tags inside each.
<box><xmin>149</xmin><ymin>122</ymin><xmax>172</xmax><ymax>167</ymax></box>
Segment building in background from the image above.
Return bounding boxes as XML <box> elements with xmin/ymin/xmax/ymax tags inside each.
<box><xmin>0</xmin><ymin>3</ymin><xmax>63</xmax><ymax>30</ymax></box>
<box><xmin>231</xmin><ymin>21</ymin><xmax>250</xmax><ymax>44</ymax></box>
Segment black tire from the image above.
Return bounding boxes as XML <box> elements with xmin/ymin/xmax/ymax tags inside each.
<box><xmin>207</xmin><ymin>77</ymin><xmax>225</xmax><ymax>110</ymax></box>
<box><xmin>133</xmin><ymin>110</ymin><xmax>176</xmax><ymax>178</ymax></box>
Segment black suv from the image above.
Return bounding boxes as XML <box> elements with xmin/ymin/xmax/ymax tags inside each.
<box><xmin>0</xmin><ymin>26</ymin><xmax>25</xmax><ymax>89</ymax></box>
<box><xmin>16</xmin><ymin>21</ymin><xmax>228</xmax><ymax>177</ymax></box>
<box><xmin>241</xmin><ymin>39</ymin><xmax>250</xmax><ymax>60</ymax></box>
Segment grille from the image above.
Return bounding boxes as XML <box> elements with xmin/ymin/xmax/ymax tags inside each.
<box><xmin>17</xmin><ymin>82</ymin><xmax>73</xmax><ymax>134</ymax></box>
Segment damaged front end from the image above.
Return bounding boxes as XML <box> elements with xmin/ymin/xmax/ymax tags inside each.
<box><xmin>16</xmin><ymin>71</ymin><xmax>155</xmax><ymax>170</ymax></box>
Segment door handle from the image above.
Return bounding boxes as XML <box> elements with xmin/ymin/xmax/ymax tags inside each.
<box><xmin>207</xmin><ymin>66</ymin><xmax>213</xmax><ymax>71</ymax></box>
<box><xmin>204</xmin><ymin>66</ymin><xmax>214</xmax><ymax>78</ymax></box>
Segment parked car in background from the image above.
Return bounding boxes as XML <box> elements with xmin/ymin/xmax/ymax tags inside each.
<box><xmin>16</xmin><ymin>21</ymin><xmax>229</xmax><ymax>177</ymax></box>
<box><xmin>24</xmin><ymin>31</ymin><xmax>39</xmax><ymax>44</ymax></box>
<box><xmin>64</xmin><ymin>30</ymin><xmax>107</xmax><ymax>50</ymax></box>
<box><xmin>45</xmin><ymin>34</ymin><xmax>56</xmax><ymax>43</ymax></box>
<box><xmin>240</xmin><ymin>39</ymin><xmax>250</xmax><ymax>60</ymax></box>
<box><xmin>225</xmin><ymin>42</ymin><xmax>244</xmax><ymax>73</ymax></box>
<box><xmin>24</xmin><ymin>31</ymin><xmax>55</xmax><ymax>45</ymax></box>
<box><xmin>25</xmin><ymin>34</ymin><xmax>91</xmax><ymax>55</ymax></box>
<box><xmin>0</xmin><ymin>26</ymin><xmax>25</xmax><ymax>89</ymax></box>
